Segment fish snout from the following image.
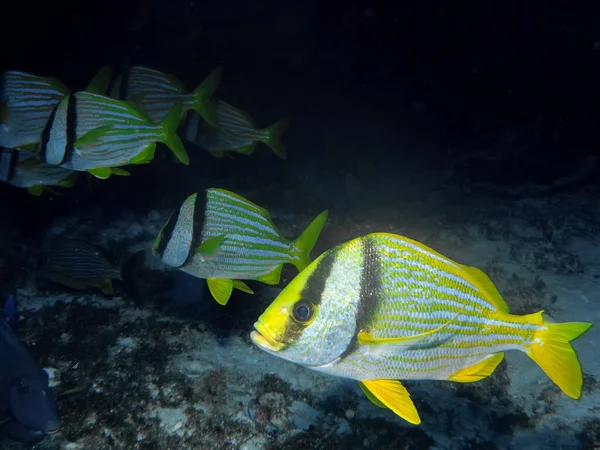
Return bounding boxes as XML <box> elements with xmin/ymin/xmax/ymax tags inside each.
<box><xmin>251</xmin><ymin>322</ymin><xmax>284</xmax><ymax>352</ymax></box>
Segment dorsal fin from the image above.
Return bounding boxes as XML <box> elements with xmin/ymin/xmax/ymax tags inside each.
<box><xmin>459</xmin><ymin>264</ymin><xmax>509</xmax><ymax>313</ymax></box>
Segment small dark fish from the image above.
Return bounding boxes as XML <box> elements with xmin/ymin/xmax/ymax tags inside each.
<box><xmin>0</xmin><ymin>296</ymin><xmax>60</xmax><ymax>443</ymax></box>
<box><xmin>40</xmin><ymin>239</ymin><xmax>123</xmax><ymax>295</ymax></box>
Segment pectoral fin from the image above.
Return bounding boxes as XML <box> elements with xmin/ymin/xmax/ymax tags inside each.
<box><xmin>207</xmin><ymin>278</ymin><xmax>233</xmax><ymax>306</ymax></box>
<box><xmin>195</xmin><ymin>234</ymin><xmax>226</xmax><ymax>259</ymax></box>
<box><xmin>358</xmin><ymin>313</ymin><xmax>460</xmax><ymax>352</ymax></box>
<box><xmin>449</xmin><ymin>352</ymin><xmax>504</xmax><ymax>383</ymax></box>
<box><xmin>74</xmin><ymin>125</ymin><xmax>114</xmax><ymax>149</ymax></box>
<box><xmin>360</xmin><ymin>379</ymin><xmax>421</xmax><ymax>425</ymax></box>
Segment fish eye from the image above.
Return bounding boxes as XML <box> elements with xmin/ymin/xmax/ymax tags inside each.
<box><xmin>292</xmin><ymin>300</ymin><xmax>314</xmax><ymax>323</ymax></box>
<box><xmin>18</xmin><ymin>379</ymin><xmax>29</xmax><ymax>393</ymax></box>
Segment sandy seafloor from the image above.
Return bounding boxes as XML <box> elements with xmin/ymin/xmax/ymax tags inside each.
<box><xmin>1</xmin><ymin>123</ymin><xmax>599</xmax><ymax>450</ymax></box>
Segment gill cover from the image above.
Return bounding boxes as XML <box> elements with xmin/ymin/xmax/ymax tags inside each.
<box><xmin>157</xmin><ymin>193</ymin><xmax>197</xmax><ymax>268</ymax></box>
<box><xmin>253</xmin><ymin>243</ymin><xmax>361</xmax><ymax>367</ymax></box>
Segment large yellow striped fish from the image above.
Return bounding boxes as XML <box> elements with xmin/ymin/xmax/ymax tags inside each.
<box><xmin>251</xmin><ymin>233</ymin><xmax>592</xmax><ymax>425</ymax></box>
<box><xmin>153</xmin><ymin>188</ymin><xmax>329</xmax><ymax>306</ymax></box>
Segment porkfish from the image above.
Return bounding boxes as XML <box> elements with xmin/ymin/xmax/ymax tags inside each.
<box><xmin>251</xmin><ymin>233</ymin><xmax>592</xmax><ymax>425</ymax></box>
<box><xmin>153</xmin><ymin>188</ymin><xmax>329</xmax><ymax>305</ymax></box>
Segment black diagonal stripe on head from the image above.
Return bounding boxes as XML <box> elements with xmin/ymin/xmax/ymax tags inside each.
<box><xmin>62</xmin><ymin>94</ymin><xmax>78</xmax><ymax>164</ymax></box>
<box><xmin>185</xmin><ymin>189</ymin><xmax>208</xmax><ymax>265</ymax></box>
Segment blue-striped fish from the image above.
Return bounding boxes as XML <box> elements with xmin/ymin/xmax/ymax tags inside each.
<box><xmin>251</xmin><ymin>233</ymin><xmax>592</xmax><ymax>425</ymax></box>
<box><xmin>153</xmin><ymin>188</ymin><xmax>329</xmax><ymax>305</ymax></box>
<box><xmin>109</xmin><ymin>66</ymin><xmax>221</xmax><ymax>126</ymax></box>
<box><xmin>39</xmin><ymin>91</ymin><xmax>188</xmax><ymax>179</ymax></box>
<box><xmin>0</xmin><ymin>148</ymin><xmax>76</xmax><ymax>196</ymax></box>
<box><xmin>182</xmin><ymin>99</ymin><xmax>289</xmax><ymax>159</ymax></box>
<box><xmin>0</xmin><ymin>66</ymin><xmax>113</xmax><ymax>149</ymax></box>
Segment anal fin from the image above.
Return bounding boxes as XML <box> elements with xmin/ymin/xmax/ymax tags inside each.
<box><xmin>449</xmin><ymin>352</ymin><xmax>504</xmax><ymax>383</ymax></box>
<box><xmin>255</xmin><ymin>265</ymin><xmax>283</xmax><ymax>285</ymax></box>
<box><xmin>232</xmin><ymin>280</ymin><xmax>254</xmax><ymax>294</ymax></box>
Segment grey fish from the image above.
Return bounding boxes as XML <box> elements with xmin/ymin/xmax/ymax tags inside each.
<box><xmin>0</xmin><ymin>66</ymin><xmax>113</xmax><ymax>149</ymax></box>
<box><xmin>109</xmin><ymin>65</ymin><xmax>221</xmax><ymax>125</ymax></box>
<box><xmin>0</xmin><ymin>296</ymin><xmax>60</xmax><ymax>443</ymax></box>
<box><xmin>39</xmin><ymin>91</ymin><xmax>188</xmax><ymax>180</ymax></box>
<box><xmin>0</xmin><ymin>148</ymin><xmax>76</xmax><ymax>196</ymax></box>
<box><xmin>153</xmin><ymin>188</ymin><xmax>328</xmax><ymax>305</ymax></box>
<box><xmin>40</xmin><ymin>239</ymin><xmax>123</xmax><ymax>295</ymax></box>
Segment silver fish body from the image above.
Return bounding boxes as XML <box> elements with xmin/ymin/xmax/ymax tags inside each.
<box><xmin>154</xmin><ymin>188</ymin><xmax>328</xmax><ymax>305</ymax></box>
<box><xmin>0</xmin><ymin>71</ymin><xmax>69</xmax><ymax>149</ymax></box>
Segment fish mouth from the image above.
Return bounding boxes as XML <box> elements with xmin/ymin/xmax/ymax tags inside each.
<box><xmin>251</xmin><ymin>322</ymin><xmax>284</xmax><ymax>352</ymax></box>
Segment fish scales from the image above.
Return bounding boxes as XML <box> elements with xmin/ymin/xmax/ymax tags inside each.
<box><xmin>1</xmin><ymin>72</ymin><xmax>68</xmax><ymax>146</ymax></box>
<box><xmin>155</xmin><ymin>188</ymin><xmax>329</xmax><ymax>305</ymax></box>
<box><xmin>44</xmin><ymin>92</ymin><xmax>170</xmax><ymax>170</ymax></box>
<box><xmin>117</xmin><ymin>67</ymin><xmax>190</xmax><ymax>123</ymax></box>
<box><xmin>251</xmin><ymin>232</ymin><xmax>592</xmax><ymax>425</ymax></box>
<box><xmin>212</xmin><ymin>100</ymin><xmax>268</xmax><ymax>145</ymax></box>
<box><xmin>187</xmin><ymin>191</ymin><xmax>294</xmax><ymax>278</ymax></box>
<box><xmin>315</xmin><ymin>235</ymin><xmax>535</xmax><ymax>380</ymax></box>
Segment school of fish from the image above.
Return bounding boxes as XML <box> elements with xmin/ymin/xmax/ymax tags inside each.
<box><xmin>0</xmin><ymin>60</ymin><xmax>593</xmax><ymax>443</ymax></box>
<box><xmin>0</xmin><ymin>64</ymin><xmax>289</xmax><ymax>191</ymax></box>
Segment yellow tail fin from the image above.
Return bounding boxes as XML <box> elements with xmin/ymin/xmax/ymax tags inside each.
<box><xmin>291</xmin><ymin>210</ymin><xmax>329</xmax><ymax>272</ymax></box>
<box><xmin>525</xmin><ymin>311</ymin><xmax>592</xmax><ymax>399</ymax></box>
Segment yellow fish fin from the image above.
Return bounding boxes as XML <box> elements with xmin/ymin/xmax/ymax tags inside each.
<box><xmin>255</xmin><ymin>265</ymin><xmax>283</xmax><ymax>285</ymax></box>
<box><xmin>525</xmin><ymin>311</ymin><xmax>592</xmax><ymax>399</ymax></box>
<box><xmin>128</xmin><ymin>143</ymin><xmax>156</xmax><ymax>165</ymax></box>
<box><xmin>84</xmin><ymin>65</ymin><xmax>113</xmax><ymax>95</ymax></box>
<box><xmin>74</xmin><ymin>125</ymin><xmax>114</xmax><ymax>149</ymax></box>
<box><xmin>100</xmin><ymin>278</ymin><xmax>114</xmax><ymax>296</ymax></box>
<box><xmin>449</xmin><ymin>352</ymin><xmax>504</xmax><ymax>383</ymax></box>
<box><xmin>459</xmin><ymin>264</ymin><xmax>509</xmax><ymax>313</ymax></box>
<box><xmin>237</xmin><ymin>143</ymin><xmax>257</xmax><ymax>156</ymax></box>
<box><xmin>88</xmin><ymin>167</ymin><xmax>112</xmax><ymax>179</ymax></box>
<box><xmin>195</xmin><ymin>234</ymin><xmax>226</xmax><ymax>259</ymax></box>
<box><xmin>207</xmin><ymin>278</ymin><xmax>233</xmax><ymax>306</ymax></box>
<box><xmin>357</xmin><ymin>313</ymin><xmax>460</xmax><ymax>351</ymax></box>
<box><xmin>290</xmin><ymin>210</ymin><xmax>329</xmax><ymax>272</ymax></box>
<box><xmin>232</xmin><ymin>280</ymin><xmax>254</xmax><ymax>294</ymax></box>
<box><xmin>110</xmin><ymin>167</ymin><xmax>131</xmax><ymax>176</ymax></box>
<box><xmin>27</xmin><ymin>185</ymin><xmax>44</xmax><ymax>196</ymax></box>
<box><xmin>361</xmin><ymin>379</ymin><xmax>421</xmax><ymax>425</ymax></box>
<box><xmin>58</xmin><ymin>174</ymin><xmax>78</xmax><ymax>187</ymax></box>
<box><xmin>358</xmin><ymin>382</ymin><xmax>386</xmax><ymax>408</ymax></box>
<box><xmin>261</xmin><ymin>118</ymin><xmax>289</xmax><ymax>160</ymax></box>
